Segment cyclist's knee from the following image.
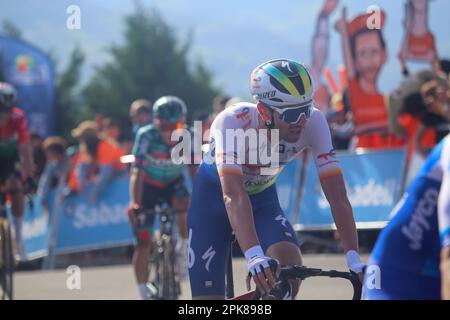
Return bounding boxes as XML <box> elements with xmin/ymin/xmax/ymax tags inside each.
<box><xmin>173</xmin><ymin>196</ymin><xmax>189</xmax><ymax>212</ymax></box>
<box><xmin>6</xmin><ymin>175</ymin><xmax>23</xmax><ymax>194</ymax></box>
<box><xmin>266</xmin><ymin>241</ymin><xmax>302</xmax><ymax>266</ymax></box>
<box><xmin>135</xmin><ymin>233</ymin><xmax>152</xmax><ymax>251</ymax></box>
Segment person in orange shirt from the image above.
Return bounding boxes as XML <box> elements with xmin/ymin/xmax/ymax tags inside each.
<box><xmin>71</xmin><ymin>120</ymin><xmax>125</xmax><ymax>204</ymax></box>
<box><xmin>335</xmin><ymin>7</ymin><xmax>405</xmax><ymax>149</ymax></box>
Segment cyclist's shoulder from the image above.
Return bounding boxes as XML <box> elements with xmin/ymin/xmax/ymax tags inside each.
<box><xmin>441</xmin><ymin>134</ymin><xmax>450</xmax><ymax>165</ymax></box>
<box><xmin>211</xmin><ymin>102</ymin><xmax>258</xmax><ymax>129</ymax></box>
<box><xmin>136</xmin><ymin>123</ymin><xmax>159</xmax><ymax>138</ymax></box>
<box><xmin>8</xmin><ymin>106</ymin><xmax>27</xmax><ymax>122</ymax></box>
<box><xmin>303</xmin><ymin>107</ymin><xmax>330</xmax><ymax>138</ymax></box>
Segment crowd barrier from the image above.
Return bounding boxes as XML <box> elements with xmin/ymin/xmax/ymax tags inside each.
<box><xmin>14</xmin><ymin>148</ymin><xmax>413</xmax><ymax>266</ymax></box>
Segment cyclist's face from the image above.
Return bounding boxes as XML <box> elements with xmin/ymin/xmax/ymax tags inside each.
<box><xmin>0</xmin><ymin>110</ymin><xmax>11</xmax><ymax>127</ymax></box>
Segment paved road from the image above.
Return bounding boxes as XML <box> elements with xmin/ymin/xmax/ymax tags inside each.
<box><xmin>13</xmin><ymin>254</ymin><xmax>368</xmax><ymax>300</ymax></box>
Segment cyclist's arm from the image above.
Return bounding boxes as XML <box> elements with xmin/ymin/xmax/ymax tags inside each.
<box><xmin>212</xmin><ymin>107</ymin><xmax>275</xmax><ymax>294</ymax></box>
<box><xmin>307</xmin><ymin>109</ymin><xmax>361</xmax><ymax>272</ymax></box>
<box><xmin>220</xmin><ymin>172</ymin><xmax>259</xmax><ymax>252</ymax></box>
<box><xmin>16</xmin><ymin>108</ymin><xmax>34</xmax><ymax>179</ymax></box>
<box><xmin>321</xmin><ymin>173</ymin><xmax>358</xmax><ymax>253</ymax></box>
<box><xmin>438</xmin><ymin>136</ymin><xmax>450</xmax><ymax>299</ymax></box>
<box><xmin>130</xmin><ymin>128</ymin><xmax>148</xmax><ymax>207</ymax></box>
<box><xmin>130</xmin><ymin>166</ymin><xmax>144</xmax><ymax>207</ymax></box>
<box><xmin>18</xmin><ymin>142</ymin><xmax>34</xmax><ymax>178</ymax></box>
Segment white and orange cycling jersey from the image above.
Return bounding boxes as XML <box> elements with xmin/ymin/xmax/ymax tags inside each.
<box><xmin>202</xmin><ymin>102</ymin><xmax>341</xmax><ymax>195</ymax></box>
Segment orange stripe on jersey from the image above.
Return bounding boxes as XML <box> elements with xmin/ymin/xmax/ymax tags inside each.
<box><xmin>319</xmin><ymin>168</ymin><xmax>342</xmax><ymax>181</ymax></box>
<box><xmin>218</xmin><ymin>167</ymin><xmax>243</xmax><ymax>177</ymax></box>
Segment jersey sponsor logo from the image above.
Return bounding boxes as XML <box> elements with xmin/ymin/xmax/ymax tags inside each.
<box><xmin>317</xmin><ymin>149</ymin><xmax>336</xmax><ymax>161</ymax></box>
<box><xmin>251</xmin><ymin>75</ymin><xmax>262</xmax><ymax>89</ymax></box>
<box><xmin>401</xmin><ymin>187</ymin><xmax>439</xmax><ymax>251</ymax></box>
<box><xmin>188</xmin><ymin>229</ymin><xmax>195</xmax><ymax>269</ymax></box>
<box><xmin>202</xmin><ymin>246</ymin><xmax>216</xmax><ymax>272</ymax></box>
<box><xmin>235</xmin><ymin>107</ymin><xmax>250</xmax><ymax>120</ymax></box>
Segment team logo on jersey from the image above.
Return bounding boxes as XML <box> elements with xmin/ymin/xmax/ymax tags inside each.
<box><xmin>317</xmin><ymin>149</ymin><xmax>336</xmax><ymax>161</ymax></box>
<box><xmin>235</xmin><ymin>107</ymin><xmax>250</xmax><ymax>120</ymax></box>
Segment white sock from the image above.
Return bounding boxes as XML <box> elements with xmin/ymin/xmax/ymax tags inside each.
<box><xmin>137</xmin><ymin>283</ymin><xmax>148</xmax><ymax>300</ymax></box>
<box><xmin>13</xmin><ymin>216</ymin><xmax>23</xmax><ymax>243</ymax></box>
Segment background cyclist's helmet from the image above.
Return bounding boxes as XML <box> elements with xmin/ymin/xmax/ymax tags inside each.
<box><xmin>152</xmin><ymin>96</ymin><xmax>187</xmax><ymax>123</ymax></box>
<box><xmin>0</xmin><ymin>82</ymin><xmax>17</xmax><ymax>112</ymax></box>
<box><xmin>250</xmin><ymin>59</ymin><xmax>314</xmax><ymax>108</ymax></box>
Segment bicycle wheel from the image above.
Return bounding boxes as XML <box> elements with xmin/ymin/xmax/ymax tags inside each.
<box><xmin>0</xmin><ymin>220</ymin><xmax>14</xmax><ymax>300</ymax></box>
<box><xmin>159</xmin><ymin>236</ymin><xmax>179</xmax><ymax>300</ymax></box>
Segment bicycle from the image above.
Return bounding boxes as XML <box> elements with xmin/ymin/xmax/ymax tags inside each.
<box><xmin>226</xmin><ymin>245</ymin><xmax>362</xmax><ymax>300</ymax></box>
<box><xmin>139</xmin><ymin>202</ymin><xmax>181</xmax><ymax>300</ymax></box>
<box><xmin>0</xmin><ymin>187</ymin><xmax>16</xmax><ymax>300</ymax></box>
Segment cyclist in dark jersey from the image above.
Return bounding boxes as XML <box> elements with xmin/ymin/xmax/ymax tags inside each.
<box><xmin>128</xmin><ymin>96</ymin><xmax>190</xmax><ymax>299</ymax></box>
<box><xmin>0</xmin><ymin>82</ymin><xmax>36</xmax><ymax>261</ymax></box>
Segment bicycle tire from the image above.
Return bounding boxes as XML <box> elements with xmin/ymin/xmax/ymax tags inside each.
<box><xmin>161</xmin><ymin>237</ymin><xmax>178</xmax><ymax>299</ymax></box>
<box><xmin>0</xmin><ymin>220</ymin><xmax>14</xmax><ymax>300</ymax></box>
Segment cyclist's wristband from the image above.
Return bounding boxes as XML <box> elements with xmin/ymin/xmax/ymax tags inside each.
<box><xmin>244</xmin><ymin>245</ymin><xmax>264</xmax><ymax>262</ymax></box>
<box><xmin>346</xmin><ymin>250</ymin><xmax>364</xmax><ymax>273</ymax></box>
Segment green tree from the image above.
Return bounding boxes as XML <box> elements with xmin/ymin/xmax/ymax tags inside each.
<box><xmin>54</xmin><ymin>44</ymin><xmax>85</xmax><ymax>138</ymax></box>
<box><xmin>83</xmin><ymin>4</ymin><xmax>219</xmax><ymax>133</ymax></box>
<box><xmin>1</xmin><ymin>20</ymin><xmax>23</xmax><ymax>40</ymax></box>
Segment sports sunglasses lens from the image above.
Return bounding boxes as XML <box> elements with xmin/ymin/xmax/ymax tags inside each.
<box><xmin>281</xmin><ymin>106</ymin><xmax>310</xmax><ymax>123</ymax></box>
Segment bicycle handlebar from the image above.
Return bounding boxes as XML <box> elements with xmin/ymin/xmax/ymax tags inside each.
<box><xmin>251</xmin><ymin>263</ymin><xmax>362</xmax><ymax>300</ymax></box>
<box><xmin>278</xmin><ymin>265</ymin><xmax>362</xmax><ymax>300</ymax></box>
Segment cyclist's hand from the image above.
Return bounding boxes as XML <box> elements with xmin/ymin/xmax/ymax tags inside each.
<box><xmin>127</xmin><ymin>204</ymin><xmax>142</xmax><ymax>227</ymax></box>
<box><xmin>246</xmin><ymin>258</ymin><xmax>280</xmax><ymax>294</ymax></box>
<box><xmin>246</xmin><ymin>256</ymin><xmax>276</xmax><ymax>296</ymax></box>
<box><xmin>24</xmin><ymin>176</ymin><xmax>37</xmax><ymax>195</ymax></box>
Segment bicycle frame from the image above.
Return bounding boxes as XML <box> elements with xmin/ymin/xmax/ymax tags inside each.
<box><xmin>147</xmin><ymin>204</ymin><xmax>181</xmax><ymax>300</ymax></box>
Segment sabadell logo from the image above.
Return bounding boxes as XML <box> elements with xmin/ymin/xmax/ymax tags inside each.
<box><xmin>15</xmin><ymin>55</ymin><xmax>34</xmax><ymax>73</ymax></box>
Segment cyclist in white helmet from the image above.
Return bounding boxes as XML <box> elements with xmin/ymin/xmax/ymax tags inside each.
<box><xmin>187</xmin><ymin>59</ymin><xmax>363</xmax><ymax>299</ymax></box>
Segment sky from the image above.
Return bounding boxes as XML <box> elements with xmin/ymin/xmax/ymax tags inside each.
<box><xmin>1</xmin><ymin>0</ymin><xmax>450</xmax><ymax>100</ymax></box>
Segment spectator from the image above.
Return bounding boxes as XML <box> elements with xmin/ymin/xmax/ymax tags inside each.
<box><xmin>37</xmin><ymin>136</ymin><xmax>68</xmax><ymax>208</ymax></box>
<box><xmin>70</xmin><ymin>120</ymin><xmax>126</xmax><ymax>204</ymax></box>
<box><xmin>30</xmin><ymin>130</ymin><xmax>46</xmax><ymax>179</ymax></box>
<box><xmin>209</xmin><ymin>95</ymin><xmax>231</xmax><ymax>122</ymax></box>
<box><xmin>102</xmin><ymin>117</ymin><xmax>122</xmax><ymax>143</ymax></box>
<box><xmin>327</xmin><ymin>90</ymin><xmax>354</xmax><ymax>150</ymax></box>
<box><xmin>129</xmin><ymin>99</ymin><xmax>152</xmax><ymax>136</ymax></box>
<box><xmin>388</xmin><ymin>69</ymin><xmax>447</xmax><ymax>158</ymax></box>
<box><xmin>415</xmin><ymin>79</ymin><xmax>450</xmax><ymax>156</ymax></box>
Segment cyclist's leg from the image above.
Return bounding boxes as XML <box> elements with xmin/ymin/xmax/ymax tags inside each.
<box><xmin>6</xmin><ymin>170</ymin><xmax>26</xmax><ymax>259</ymax></box>
<box><xmin>187</xmin><ymin>168</ymin><xmax>232</xmax><ymax>299</ymax></box>
<box><xmin>171</xmin><ymin>178</ymin><xmax>190</xmax><ymax>239</ymax></box>
<box><xmin>250</xmin><ymin>184</ymin><xmax>302</xmax><ymax>299</ymax></box>
<box><xmin>128</xmin><ymin>182</ymin><xmax>158</xmax><ymax>299</ymax></box>
<box><xmin>170</xmin><ymin>180</ymin><xmax>190</xmax><ymax>279</ymax></box>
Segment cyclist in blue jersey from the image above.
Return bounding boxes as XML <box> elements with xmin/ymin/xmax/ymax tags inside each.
<box><xmin>188</xmin><ymin>59</ymin><xmax>364</xmax><ymax>300</ymax></box>
<box><xmin>364</xmin><ymin>132</ymin><xmax>450</xmax><ymax>300</ymax></box>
